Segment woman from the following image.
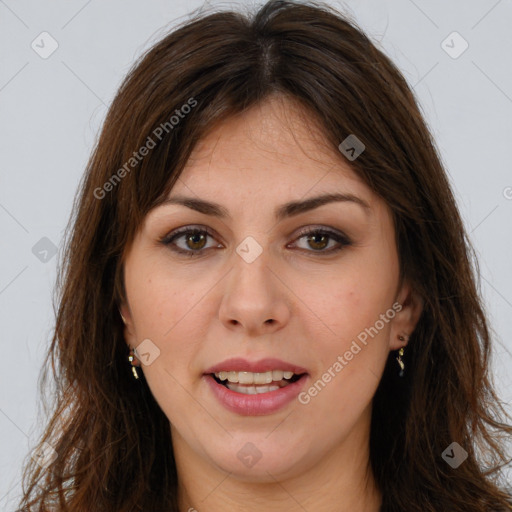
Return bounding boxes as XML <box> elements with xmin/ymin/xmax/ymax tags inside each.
<box><xmin>16</xmin><ymin>1</ymin><xmax>512</xmax><ymax>511</ymax></box>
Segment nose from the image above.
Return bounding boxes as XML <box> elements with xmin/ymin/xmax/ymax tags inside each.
<box><xmin>218</xmin><ymin>243</ymin><xmax>291</xmax><ymax>337</ymax></box>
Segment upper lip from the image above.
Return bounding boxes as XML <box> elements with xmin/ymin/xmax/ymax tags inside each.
<box><xmin>204</xmin><ymin>357</ymin><xmax>309</xmax><ymax>375</ymax></box>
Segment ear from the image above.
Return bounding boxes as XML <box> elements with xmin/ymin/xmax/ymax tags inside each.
<box><xmin>118</xmin><ymin>302</ymin><xmax>139</xmax><ymax>359</ymax></box>
<box><xmin>389</xmin><ymin>281</ymin><xmax>423</xmax><ymax>350</ymax></box>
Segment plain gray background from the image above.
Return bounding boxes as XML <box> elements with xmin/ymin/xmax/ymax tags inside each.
<box><xmin>1</xmin><ymin>0</ymin><xmax>511</xmax><ymax>508</ymax></box>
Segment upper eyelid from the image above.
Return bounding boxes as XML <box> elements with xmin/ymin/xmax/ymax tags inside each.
<box><xmin>162</xmin><ymin>224</ymin><xmax>346</xmax><ymax>239</ymax></box>
<box><xmin>162</xmin><ymin>225</ymin><xmax>351</xmax><ymax>249</ymax></box>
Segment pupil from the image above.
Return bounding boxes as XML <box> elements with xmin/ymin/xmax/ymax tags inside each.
<box><xmin>188</xmin><ymin>233</ymin><xmax>205</xmax><ymax>249</ymax></box>
<box><xmin>308</xmin><ymin>234</ymin><xmax>327</xmax><ymax>250</ymax></box>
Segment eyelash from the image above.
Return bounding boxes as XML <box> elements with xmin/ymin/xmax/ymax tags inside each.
<box><xmin>159</xmin><ymin>225</ymin><xmax>352</xmax><ymax>257</ymax></box>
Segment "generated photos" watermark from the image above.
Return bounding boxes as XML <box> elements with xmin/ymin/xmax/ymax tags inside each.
<box><xmin>298</xmin><ymin>301</ymin><xmax>402</xmax><ymax>404</ymax></box>
<box><xmin>94</xmin><ymin>97</ymin><xmax>197</xmax><ymax>200</ymax></box>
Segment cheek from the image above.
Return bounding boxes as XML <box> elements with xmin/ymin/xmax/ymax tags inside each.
<box><xmin>123</xmin><ymin>258</ymin><xmax>211</xmax><ymax>405</ymax></box>
<box><xmin>126</xmin><ymin>255</ymin><xmax>208</xmax><ymax>341</ymax></box>
<box><xmin>300</xmin><ymin>251</ymin><xmax>397</xmax><ymax>397</ymax></box>
<box><xmin>125</xmin><ymin>260</ymin><xmax>209</xmax><ymax>421</ymax></box>
<box><xmin>300</xmin><ymin>306</ymin><xmax>389</xmax><ymax>429</ymax></box>
<box><xmin>307</xmin><ymin>256</ymin><xmax>397</xmax><ymax>345</ymax></box>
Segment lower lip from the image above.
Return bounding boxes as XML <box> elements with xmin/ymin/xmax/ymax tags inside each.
<box><xmin>204</xmin><ymin>374</ymin><xmax>309</xmax><ymax>416</ymax></box>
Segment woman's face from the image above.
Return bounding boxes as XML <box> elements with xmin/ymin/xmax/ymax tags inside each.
<box><xmin>120</xmin><ymin>96</ymin><xmax>420</xmax><ymax>483</ymax></box>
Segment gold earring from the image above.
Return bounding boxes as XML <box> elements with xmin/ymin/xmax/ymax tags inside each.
<box><xmin>396</xmin><ymin>334</ymin><xmax>408</xmax><ymax>377</ymax></box>
<box><xmin>128</xmin><ymin>349</ymin><xmax>140</xmax><ymax>380</ymax></box>
<box><xmin>120</xmin><ymin>311</ymin><xmax>127</xmax><ymax>324</ymax></box>
<box><xmin>396</xmin><ymin>333</ymin><xmax>407</xmax><ymax>377</ymax></box>
<box><xmin>396</xmin><ymin>347</ymin><xmax>405</xmax><ymax>377</ymax></box>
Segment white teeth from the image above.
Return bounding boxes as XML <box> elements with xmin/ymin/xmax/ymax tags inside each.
<box><xmin>212</xmin><ymin>370</ymin><xmax>303</xmax><ymax>395</ymax></box>
<box><xmin>225</xmin><ymin>383</ymin><xmax>281</xmax><ymax>394</ymax></box>
<box><xmin>214</xmin><ymin>370</ymin><xmax>298</xmax><ymax>384</ymax></box>
<box><xmin>238</xmin><ymin>372</ymin><xmax>253</xmax><ymax>384</ymax></box>
<box><xmin>255</xmin><ymin>372</ymin><xmax>274</xmax><ymax>384</ymax></box>
<box><xmin>272</xmin><ymin>370</ymin><xmax>284</xmax><ymax>381</ymax></box>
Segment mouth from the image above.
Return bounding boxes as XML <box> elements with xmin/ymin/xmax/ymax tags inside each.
<box><xmin>210</xmin><ymin>370</ymin><xmax>306</xmax><ymax>395</ymax></box>
<box><xmin>203</xmin><ymin>360</ymin><xmax>310</xmax><ymax>415</ymax></box>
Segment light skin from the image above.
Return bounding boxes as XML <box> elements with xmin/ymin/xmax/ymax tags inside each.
<box><xmin>120</xmin><ymin>95</ymin><xmax>423</xmax><ymax>512</ymax></box>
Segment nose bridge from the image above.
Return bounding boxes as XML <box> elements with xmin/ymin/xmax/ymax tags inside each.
<box><xmin>218</xmin><ymin>235</ymin><xmax>290</xmax><ymax>332</ymax></box>
<box><xmin>229</xmin><ymin>235</ymin><xmax>274</xmax><ymax>301</ymax></box>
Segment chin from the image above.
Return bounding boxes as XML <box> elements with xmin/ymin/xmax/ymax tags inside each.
<box><xmin>204</xmin><ymin>435</ymin><xmax>311</xmax><ymax>482</ymax></box>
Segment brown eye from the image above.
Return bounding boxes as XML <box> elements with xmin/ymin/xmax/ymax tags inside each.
<box><xmin>161</xmin><ymin>227</ymin><xmax>219</xmax><ymax>257</ymax></box>
<box><xmin>161</xmin><ymin>225</ymin><xmax>351</xmax><ymax>258</ymax></box>
<box><xmin>184</xmin><ymin>231</ymin><xmax>207</xmax><ymax>251</ymax></box>
<box><xmin>306</xmin><ymin>232</ymin><xmax>330</xmax><ymax>251</ymax></box>
<box><xmin>291</xmin><ymin>227</ymin><xmax>352</xmax><ymax>254</ymax></box>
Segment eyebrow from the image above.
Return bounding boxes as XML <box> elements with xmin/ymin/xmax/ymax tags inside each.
<box><xmin>157</xmin><ymin>192</ymin><xmax>371</xmax><ymax>221</ymax></box>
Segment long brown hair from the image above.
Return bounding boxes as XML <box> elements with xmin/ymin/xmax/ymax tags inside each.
<box><xmin>16</xmin><ymin>1</ymin><xmax>512</xmax><ymax>510</ymax></box>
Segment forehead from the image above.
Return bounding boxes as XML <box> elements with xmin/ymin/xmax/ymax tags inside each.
<box><xmin>174</xmin><ymin>95</ymin><xmax>367</xmax><ymax>197</ymax></box>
